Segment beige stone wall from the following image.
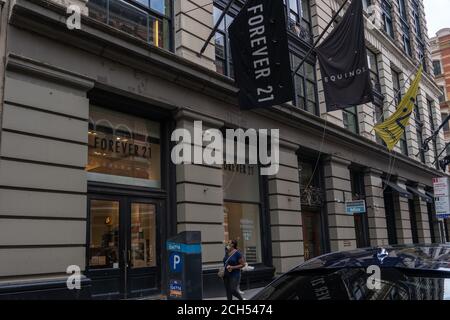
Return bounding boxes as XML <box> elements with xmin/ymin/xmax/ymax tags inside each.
<box><xmin>0</xmin><ymin>55</ymin><xmax>93</xmax><ymax>279</ymax></box>
<box><xmin>269</xmin><ymin>143</ymin><xmax>303</xmax><ymax>274</ymax></box>
<box><xmin>364</xmin><ymin>169</ymin><xmax>389</xmax><ymax>246</ymax></box>
<box><xmin>323</xmin><ymin>156</ymin><xmax>357</xmax><ymax>251</ymax></box>
<box><xmin>174</xmin><ymin>0</ymin><xmax>216</xmax><ymax>70</ymax></box>
<box><xmin>174</xmin><ymin>110</ymin><xmax>225</xmax><ymax>269</ymax></box>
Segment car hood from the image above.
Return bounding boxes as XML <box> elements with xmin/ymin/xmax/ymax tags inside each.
<box><xmin>294</xmin><ymin>244</ymin><xmax>450</xmax><ymax>272</ymax></box>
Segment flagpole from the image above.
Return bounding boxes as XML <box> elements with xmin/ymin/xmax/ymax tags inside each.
<box><xmin>198</xmin><ymin>0</ymin><xmax>237</xmax><ymax>57</ymax></box>
<box><xmin>292</xmin><ymin>0</ymin><xmax>350</xmax><ymax>77</ymax></box>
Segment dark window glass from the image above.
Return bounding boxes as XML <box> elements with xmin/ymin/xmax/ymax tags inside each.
<box><xmin>367</xmin><ymin>49</ymin><xmax>381</xmax><ymax>93</ymax></box>
<box><xmin>433</xmin><ymin>61</ymin><xmax>442</xmax><ymax>76</ymax></box>
<box><xmin>343</xmin><ymin>106</ymin><xmax>359</xmax><ymax>134</ymax></box>
<box><xmin>381</xmin><ymin>0</ymin><xmax>394</xmax><ymax>39</ymax></box>
<box><xmin>87</xmin><ymin>0</ymin><xmax>171</xmax><ymax>49</ymax></box>
<box><xmin>213</xmin><ymin>6</ymin><xmax>235</xmax><ymax>78</ymax></box>
<box><xmin>285</xmin><ymin>0</ymin><xmax>313</xmax><ymax>43</ymax></box>
<box><xmin>414</xmin><ymin>103</ymin><xmax>425</xmax><ymax>163</ymax></box>
<box><xmin>427</xmin><ymin>99</ymin><xmax>440</xmax><ymax>169</ymax></box>
<box><xmin>291</xmin><ymin>54</ymin><xmax>318</xmax><ymax>115</ymax></box>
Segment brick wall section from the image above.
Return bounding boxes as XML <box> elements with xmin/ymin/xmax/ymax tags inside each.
<box><xmin>324</xmin><ymin>156</ymin><xmax>357</xmax><ymax>251</ymax></box>
<box><xmin>269</xmin><ymin>142</ymin><xmax>303</xmax><ymax>274</ymax></box>
<box><xmin>364</xmin><ymin>169</ymin><xmax>389</xmax><ymax>246</ymax></box>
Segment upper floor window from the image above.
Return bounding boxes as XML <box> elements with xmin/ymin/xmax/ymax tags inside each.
<box><xmin>87</xmin><ymin>0</ymin><xmax>172</xmax><ymax>49</ymax></box>
<box><xmin>402</xmin><ymin>27</ymin><xmax>411</xmax><ymax>56</ymax></box>
<box><xmin>362</xmin><ymin>0</ymin><xmax>372</xmax><ymax>12</ymax></box>
<box><xmin>414</xmin><ymin>102</ymin><xmax>425</xmax><ymax>163</ymax></box>
<box><xmin>433</xmin><ymin>60</ymin><xmax>442</xmax><ymax>76</ymax></box>
<box><xmin>343</xmin><ymin>106</ymin><xmax>359</xmax><ymax>134</ymax></box>
<box><xmin>213</xmin><ymin>5</ymin><xmax>235</xmax><ymax>77</ymax></box>
<box><xmin>417</xmin><ymin>42</ymin><xmax>427</xmax><ymax>72</ymax></box>
<box><xmin>411</xmin><ymin>0</ymin><xmax>422</xmax><ymax>38</ymax></box>
<box><xmin>367</xmin><ymin>49</ymin><xmax>381</xmax><ymax>94</ymax></box>
<box><xmin>398</xmin><ymin>0</ymin><xmax>407</xmax><ymax>21</ymax></box>
<box><xmin>391</xmin><ymin>69</ymin><xmax>408</xmax><ymax>155</ymax></box>
<box><xmin>291</xmin><ymin>53</ymin><xmax>318</xmax><ymax>115</ymax></box>
<box><xmin>392</xmin><ymin>69</ymin><xmax>402</xmax><ymax>105</ymax></box>
<box><xmin>439</xmin><ymin>86</ymin><xmax>446</xmax><ymax>103</ymax></box>
<box><xmin>381</xmin><ymin>0</ymin><xmax>394</xmax><ymax>39</ymax></box>
<box><xmin>442</xmin><ymin>113</ymin><xmax>450</xmax><ymax>133</ymax></box>
<box><xmin>284</xmin><ymin>0</ymin><xmax>313</xmax><ymax>44</ymax></box>
<box><xmin>427</xmin><ymin>99</ymin><xmax>440</xmax><ymax>169</ymax></box>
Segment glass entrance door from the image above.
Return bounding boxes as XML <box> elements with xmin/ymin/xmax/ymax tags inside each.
<box><xmin>88</xmin><ymin>196</ymin><xmax>161</xmax><ymax>299</ymax></box>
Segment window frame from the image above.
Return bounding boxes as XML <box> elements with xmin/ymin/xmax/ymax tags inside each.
<box><xmin>290</xmin><ymin>51</ymin><xmax>319</xmax><ymax>115</ymax></box>
<box><xmin>87</xmin><ymin>0</ymin><xmax>173</xmax><ymax>50</ymax></box>
<box><xmin>381</xmin><ymin>0</ymin><xmax>394</xmax><ymax>39</ymax></box>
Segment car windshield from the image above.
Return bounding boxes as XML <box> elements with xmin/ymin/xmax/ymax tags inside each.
<box><xmin>253</xmin><ymin>268</ymin><xmax>450</xmax><ymax>300</ymax></box>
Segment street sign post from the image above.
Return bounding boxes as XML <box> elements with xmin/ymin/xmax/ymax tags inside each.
<box><xmin>433</xmin><ymin>177</ymin><xmax>450</xmax><ymax>219</ymax></box>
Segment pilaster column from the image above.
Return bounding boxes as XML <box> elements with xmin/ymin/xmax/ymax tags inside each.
<box><xmin>324</xmin><ymin>156</ymin><xmax>357</xmax><ymax>251</ymax></box>
<box><xmin>174</xmin><ymin>109</ymin><xmax>225</xmax><ymax>269</ymax></box>
<box><xmin>394</xmin><ymin>178</ymin><xmax>413</xmax><ymax>244</ymax></box>
<box><xmin>415</xmin><ymin>184</ymin><xmax>432</xmax><ymax>244</ymax></box>
<box><xmin>269</xmin><ymin>141</ymin><xmax>303</xmax><ymax>274</ymax></box>
<box><xmin>364</xmin><ymin>168</ymin><xmax>389</xmax><ymax>246</ymax></box>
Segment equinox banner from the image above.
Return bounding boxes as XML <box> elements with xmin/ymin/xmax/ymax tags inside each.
<box><xmin>229</xmin><ymin>0</ymin><xmax>294</xmax><ymax>110</ymax></box>
<box><xmin>316</xmin><ymin>0</ymin><xmax>373</xmax><ymax>111</ymax></box>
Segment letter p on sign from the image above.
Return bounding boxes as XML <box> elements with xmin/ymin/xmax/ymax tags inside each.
<box><xmin>169</xmin><ymin>252</ymin><xmax>183</xmax><ymax>273</ymax></box>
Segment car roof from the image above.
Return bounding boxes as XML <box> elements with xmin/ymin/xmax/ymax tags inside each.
<box><xmin>294</xmin><ymin>244</ymin><xmax>450</xmax><ymax>271</ymax></box>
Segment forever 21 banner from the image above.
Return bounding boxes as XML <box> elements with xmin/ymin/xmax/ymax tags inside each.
<box><xmin>229</xmin><ymin>0</ymin><xmax>294</xmax><ymax>110</ymax></box>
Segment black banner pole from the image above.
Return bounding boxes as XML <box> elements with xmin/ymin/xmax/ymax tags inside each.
<box><xmin>198</xmin><ymin>0</ymin><xmax>236</xmax><ymax>57</ymax></box>
<box><xmin>292</xmin><ymin>0</ymin><xmax>350</xmax><ymax>77</ymax></box>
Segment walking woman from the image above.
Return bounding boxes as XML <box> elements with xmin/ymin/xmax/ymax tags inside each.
<box><xmin>223</xmin><ymin>239</ymin><xmax>245</xmax><ymax>300</ymax></box>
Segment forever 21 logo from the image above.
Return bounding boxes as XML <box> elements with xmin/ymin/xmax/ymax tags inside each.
<box><xmin>91</xmin><ymin>136</ymin><xmax>153</xmax><ymax>159</ymax></box>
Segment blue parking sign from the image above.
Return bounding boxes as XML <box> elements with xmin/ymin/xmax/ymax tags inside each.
<box><xmin>169</xmin><ymin>252</ymin><xmax>183</xmax><ymax>273</ymax></box>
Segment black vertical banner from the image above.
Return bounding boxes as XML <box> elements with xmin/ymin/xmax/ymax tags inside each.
<box><xmin>316</xmin><ymin>0</ymin><xmax>374</xmax><ymax>111</ymax></box>
<box><xmin>229</xmin><ymin>0</ymin><xmax>294</xmax><ymax>110</ymax></box>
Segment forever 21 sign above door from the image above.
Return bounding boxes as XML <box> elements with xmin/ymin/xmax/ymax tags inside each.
<box><xmin>229</xmin><ymin>0</ymin><xmax>294</xmax><ymax>110</ymax></box>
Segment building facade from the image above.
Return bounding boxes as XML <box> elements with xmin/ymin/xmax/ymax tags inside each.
<box><xmin>0</xmin><ymin>0</ymin><xmax>449</xmax><ymax>299</ymax></box>
<box><xmin>431</xmin><ymin>28</ymin><xmax>450</xmax><ymax>153</ymax></box>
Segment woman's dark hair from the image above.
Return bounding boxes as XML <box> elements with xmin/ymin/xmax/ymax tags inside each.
<box><xmin>230</xmin><ymin>239</ymin><xmax>238</xmax><ymax>249</ymax></box>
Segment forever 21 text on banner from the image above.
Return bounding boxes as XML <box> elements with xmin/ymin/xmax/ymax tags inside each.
<box><xmin>229</xmin><ymin>0</ymin><xmax>294</xmax><ymax>110</ymax></box>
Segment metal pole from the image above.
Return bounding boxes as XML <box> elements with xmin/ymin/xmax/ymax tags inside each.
<box><xmin>292</xmin><ymin>0</ymin><xmax>350</xmax><ymax>77</ymax></box>
<box><xmin>433</xmin><ymin>141</ymin><xmax>450</xmax><ymax>166</ymax></box>
<box><xmin>418</xmin><ymin>113</ymin><xmax>450</xmax><ymax>156</ymax></box>
<box><xmin>198</xmin><ymin>0</ymin><xmax>236</xmax><ymax>57</ymax></box>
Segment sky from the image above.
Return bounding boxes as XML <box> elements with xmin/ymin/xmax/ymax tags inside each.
<box><xmin>423</xmin><ymin>0</ymin><xmax>450</xmax><ymax>37</ymax></box>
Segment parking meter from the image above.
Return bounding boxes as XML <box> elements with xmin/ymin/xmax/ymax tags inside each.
<box><xmin>167</xmin><ymin>231</ymin><xmax>202</xmax><ymax>300</ymax></box>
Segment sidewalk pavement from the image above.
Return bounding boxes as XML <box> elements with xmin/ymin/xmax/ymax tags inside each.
<box><xmin>205</xmin><ymin>287</ymin><xmax>264</xmax><ymax>300</ymax></box>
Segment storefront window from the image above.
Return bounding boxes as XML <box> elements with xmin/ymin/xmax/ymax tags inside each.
<box><xmin>87</xmin><ymin>105</ymin><xmax>161</xmax><ymax>188</ymax></box>
<box><xmin>89</xmin><ymin>200</ymin><xmax>120</xmax><ymax>269</ymax></box>
<box><xmin>223</xmin><ymin>164</ymin><xmax>262</xmax><ymax>264</ymax></box>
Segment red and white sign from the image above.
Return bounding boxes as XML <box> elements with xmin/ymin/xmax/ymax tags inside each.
<box><xmin>433</xmin><ymin>177</ymin><xmax>450</xmax><ymax>219</ymax></box>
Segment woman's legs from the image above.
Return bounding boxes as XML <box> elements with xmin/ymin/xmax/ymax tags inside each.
<box><xmin>223</xmin><ymin>276</ymin><xmax>233</xmax><ymax>300</ymax></box>
<box><xmin>229</xmin><ymin>276</ymin><xmax>244</xmax><ymax>300</ymax></box>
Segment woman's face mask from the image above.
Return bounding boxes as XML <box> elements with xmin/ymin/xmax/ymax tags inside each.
<box><xmin>226</xmin><ymin>245</ymin><xmax>231</xmax><ymax>250</ymax></box>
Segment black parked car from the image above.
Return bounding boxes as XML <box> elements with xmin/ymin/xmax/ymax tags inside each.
<box><xmin>253</xmin><ymin>244</ymin><xmax>450</xmax><ymax>300</ymax></box>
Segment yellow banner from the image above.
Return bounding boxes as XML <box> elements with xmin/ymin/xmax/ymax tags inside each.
<box><xmin>374</xmin><ymin>66</ymin><xmax>423</xmax><ymax>151</ymax></box>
